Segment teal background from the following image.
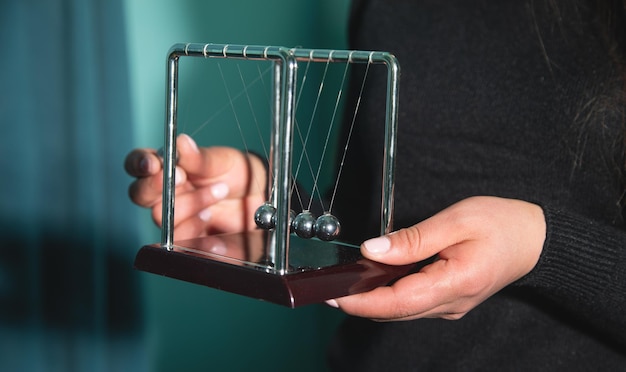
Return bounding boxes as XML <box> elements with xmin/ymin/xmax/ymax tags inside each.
<box><xmin>0</xmin><ymin>0</ymin><xmax>351</xmax><ymax>371</ymax></box>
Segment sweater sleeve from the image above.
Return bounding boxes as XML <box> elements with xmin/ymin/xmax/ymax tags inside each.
<box><xmin>516</xmin><ymin>205</ymin><xmax>626</xmax><ymax>347</ymax></box>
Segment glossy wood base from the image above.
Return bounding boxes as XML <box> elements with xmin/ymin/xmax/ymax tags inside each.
<box><xmin>134</xmin><ymin>231</ymin><xmax>413</xmax><ymax>308</ymax></box>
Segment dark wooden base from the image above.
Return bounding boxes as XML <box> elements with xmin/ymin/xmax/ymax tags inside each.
<box><xmin>134</xmin><ymin>231</ymin><xmax>413</xmax><ymax>308</ymax></box>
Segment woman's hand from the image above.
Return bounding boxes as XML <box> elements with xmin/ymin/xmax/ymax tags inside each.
<box><xmin>329</xmin><ymin>196</ymin><xmax>546</xmax><ymax>321</ymax></box>
<box><xmin>124</xmin><ymin>134</ymin><xmax>267</xmax><ymax>239</ymax></box>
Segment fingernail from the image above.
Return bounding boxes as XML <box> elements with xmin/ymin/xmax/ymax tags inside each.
<box><xmin>180</xmin><ymin>134</ymin><xmax>199</xmax><ymax>153</ymax></box>
<box><xmin>139</xmin><ymin>157</ymin><xmax>151</xmax><ymax>174</ymax></box>
<box><xmin>199</xmin><ymin>207</ymin><xmax>212</xmax><ymax>222</ymax></box>
<box><xmin>175</xmin><ymin>167</ymin><xmax>184</xmax><ymax>186</ymax></box>
<box><xmin>325</xmin><ymin>299</ymin><xmax>339</xmax><ymax>308</ymax></box>
<box><xmin>210</xmin><ymin>182</ymin><xmax>229</xmax><ymax>200</ymax></box>
<box><xmin>363</xmin><ymin>236</ymin><xmax>391</xmax><ymax>254</ymax></box>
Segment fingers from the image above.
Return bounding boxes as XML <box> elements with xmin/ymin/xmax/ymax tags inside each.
<box><xmin>151</xmin><ymin>192</ymin><xmax>265</xmax><ymax>238</ymax></box>
<box><xmin>124</xmin><ymin>134</ymin><xmax>237</xmax><ymax>204</ymax></box>
<box><xmin>360</xmin><ymin>202</ymin><xmax>474</xmax><ymax>266</ymax></box>
<box><xmin>177</xmin><ymin>135</ymin><xmax>243</xmax><ymax>184</ymax></box>
<box><xmin>204</xmin><ymin>196</ymin><xmax>265</xmax><ymax>233</ymax></box>
<box><xmin>331</xmin><ymin>262</ymin><xmax>451</xmax><ymax>321</ymax></box>
<box><xmin>175</xmin><ymin>133</ymin><xmax>204</xmax><ymax>176</ymax></box>
<box><xmin>150</xmin><ymin>182</ymin><xmax>230</xmax><ymax>225</ymax></box>
<box><xmin>172</xmin><ymin>216</ymin><xmax>208</xmax><ymax>240</ymax></box>
<box><xmin>126</xmin><ymin>134</ymin><xmax>268</xmax><ymax>243</ymax></box>
<box><xmin>177</xmin><ymin>134</ymin><xmax>266</xmax><ymax>198</ymax></box>
<box><xmin>124</xmin><ymin>148</ymin><xmax>161</xmax><ymax>177</ymax></box>
<box><xmin>333</xmin><ymin>241</ymin><xmax>489</xmax><ymax>321</ymax></box>
<box><xmin>126</xmin><ymin>134</ymin><xmax>266</xmax><ymax>208</ymax></box>
<box><xmin>128</xmin><ymin>167</ymin><xmax>187</xmax><ymax>207</ymax></box>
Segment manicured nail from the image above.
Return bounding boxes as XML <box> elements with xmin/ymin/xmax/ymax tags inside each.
<box><xmin>175</xmin><ymin>167</ymin><xmax>185</xmax><ymax>186</ymax></box>
<box><xmin>199</xmin><ymin>207</ymin><xmax>212</xmax><ymax>222</ymax></box>
<box><xmin>210</xmin><ymin>182</ymin><xmax>229</xmax><ymax>200</ymax></box>
<box><xmin>325</xmin><ymin>299</ymin><xmax>339</xmax><ymax>308</ymax></box>
<box><xmin>180</xmin><ymin>134</ymin><xmax>199</xmax><ymax>153</ymax></box>
<box><xmin>363</xmin><ymin>236</ymin><xmax>391</xmax><ymax>254</ymax></box>
<box><xmin>139</xmin><ymin>157</ymin><xmax>151</xmax><ymax>174</ymax></box>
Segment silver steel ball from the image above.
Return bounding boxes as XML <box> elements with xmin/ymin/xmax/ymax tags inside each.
<box><xmin>315</xmin><ymin>213</ymin><xmax>341</xmax><ymax>241</ymax></box>
<box><xmin>292</xmin><ymin>211</ymin><xmax>316</xmax><ymax>239</ymax></box>
<box><xmin>254</xmin><ymin>203</ymin><xmax>276</xmax><ymax>230</ymax></box>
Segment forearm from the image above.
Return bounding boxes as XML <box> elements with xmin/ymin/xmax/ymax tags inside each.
<box><xmin>516</xmin><ymin>205</ymin><xmax>626</xmax><ymax>347</ymax></box>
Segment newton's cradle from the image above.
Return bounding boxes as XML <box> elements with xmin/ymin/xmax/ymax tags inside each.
<box><xmin>134</xmin><ymin>43</ymin><xmax>413</xmax><ymax>307</ymax></box>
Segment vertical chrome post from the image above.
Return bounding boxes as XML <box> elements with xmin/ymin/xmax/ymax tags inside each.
<box><xmin>161</xmin><ymin>50</ymin><xmax>179</xmax><ymax>250</ymax></box>
<box><xmin>269</xmin><ymin>51</ymin><xmax>297</xmax><ymax>274</ymax></box>
<box><xmin>381</xmin><ymin>54</ymin><xmax>400</xmax><ymax>235</ymax></box>
<box><xmin>266</xmin><ymin>60</ymin><xmax>281</xmax><ymax>270</ymax></box>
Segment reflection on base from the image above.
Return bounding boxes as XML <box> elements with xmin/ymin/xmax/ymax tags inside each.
<box><xmin>134</xmin><ymin>230</ymin><xmax>413</xmax><ymax>308</ymax></box>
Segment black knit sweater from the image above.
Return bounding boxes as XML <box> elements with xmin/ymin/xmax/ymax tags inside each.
<box><xmin>328</xmin><ymin>0</ymin><xmax>626</xmax><ymax>370</ymax></box>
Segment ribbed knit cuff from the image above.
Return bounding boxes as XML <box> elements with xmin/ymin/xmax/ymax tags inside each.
<box><xmin>516</xmin><ymin>206</ymin><xmax>622</xmax><ymax>299</ymax></box>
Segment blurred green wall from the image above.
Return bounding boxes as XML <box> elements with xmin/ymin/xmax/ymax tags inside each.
<box><xmin>123</xmin><ymin>1</ymin><xmax>351</xmax><ymax>371</ymax></box>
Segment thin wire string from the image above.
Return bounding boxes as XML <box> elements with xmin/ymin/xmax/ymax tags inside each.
<box><xmin>297</xmin><ymin>57</ymin><xmax>332</xmax><ymax>212</ymax></box>
<box><xmin>253</xmin><ymin>63</ymin><xmax>279</xmax><ymax>203</ymax></box>
<box><xmin>239</xmin><ymin>64</ymin><xmax>268</xmax><ymax>160</ymax></box>
<box><xmin>235</xmin><ymin>63</ymin><xmax>285</xmax><ymax>206</ymax></box>
<box><xmin>308</xmin><ymin>56</ymin><xmax>352</xmax><ymax>212</ymax></box>
<box><xmin>328</xmin><ymin>55</ymin><xmax>373</xmax><ymax>213</ymax></box>
<box><xmin>188</xmin><ymin>65</ymin><xmax>273</xmax><ymax>138</ymax></box>
<box><xmin>215</xmin><ymin>61</ymin><xmax>266</xmax><ymax>199</ymax></box>
<box><xmin>287</xmin><ymin>57</ymin><xmax>315</xmax><ymax>211</ymax></box>
<box><xmin>214</xmin><ymin>59</ymin><xmax>308</xmax><ymax>210</ymax></box>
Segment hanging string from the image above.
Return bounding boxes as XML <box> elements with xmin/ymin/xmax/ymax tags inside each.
<box><xmin>328</xmin><ymin>53</ymin><xmax>373</xmax><ymax>213</ymax></box>
<box><xmin>287</xmin><ymin>55</ymin><xmax>316</xmax><ymax>211</ymax></box>
<box><xmin>189</xmin><ymin>65</ymin><xmax>273</xmax><ymax>138</ymax></box>
<box><xmin>238</xmin><ymin>64</ymin><xmax>268</xmax><ymax>160</ymax></box>
<box><xmin>215</xmin><ymin>61</ymin><xmax>267</xmax><ymax>199</ymax></box>
<box><xmin>293</xmin><ymin>55</ymin><xmax>332</xmax><ymax>212</ymax></box>
<box><xmin>308</xmin><ymin>53</ymin><xmax>352</xmax><ymax>212</ymax></box>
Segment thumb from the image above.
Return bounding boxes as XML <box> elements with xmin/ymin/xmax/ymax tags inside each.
<box><xmin>176</xmin><ymin>134</ymin><xmax>236</xmax><ymax>181</ymax></box>
<box><xmin>360</xmin><ymin>228</ymin><xmax>429</xmax><ymax>266</ymax></box>
<box><xmin>176</xmin><ymin>134</ymin><xmax>267</xmax><ymax>198</ymax></box>
<box><xmin>361</xmin><ymin>211</ymin><xmax>468</xmax><ymax>266</ymax></box>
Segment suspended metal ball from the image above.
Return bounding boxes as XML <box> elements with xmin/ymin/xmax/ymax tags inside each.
<box><xmin>292</xmin><ymin>211</ymin><xmax>316</xmax><ymax>239</ymax></box>
<box><xmin>315</xmin><ymin>213</ymin><xmax>341</xmax><ymax>241</ymax></box>
<box><xmin>254</xmin><ymin>203</ymin><xmax>276</xmax><ymax>230</ymax></box>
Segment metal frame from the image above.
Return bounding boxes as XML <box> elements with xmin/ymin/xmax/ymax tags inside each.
<box><xmin>134</xmin><ymin>43</ymin><xmax>407</xmax><ymax>307</ymax></box>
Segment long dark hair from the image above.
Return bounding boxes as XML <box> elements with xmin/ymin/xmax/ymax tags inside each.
<box><xmin>539</xmin><ymin>0</ymin><xmax>626</xmax><ymax>213</ymax></box>
<box><xmin>596</xmin><ymin>0</ymin><xmax>626</xmax><ymax>213</ymax></box>
<box><xmin>593</xmin><ymin>1</ymin><xmax>626</xmax><ymax>63</ymax></box>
